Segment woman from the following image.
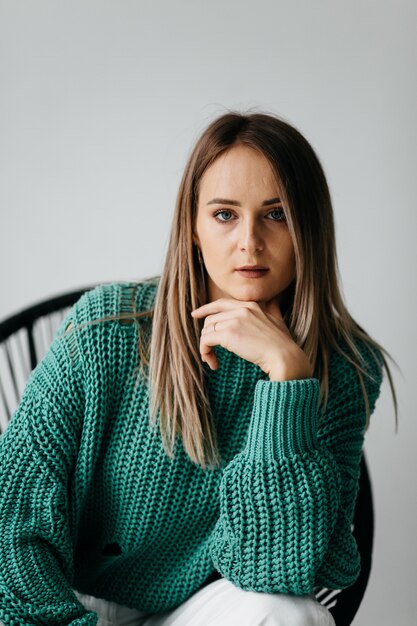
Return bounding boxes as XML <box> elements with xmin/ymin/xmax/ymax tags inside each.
<box><xmin>0</xmin><ymin>111</ymin><xmax>398</xmax><ymax>626</ymax></box>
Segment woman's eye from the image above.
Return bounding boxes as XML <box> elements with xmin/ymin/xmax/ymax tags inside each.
<box><xmin>213</xmin><ymin>209</ymin><xmax>286</xmax><ymax>223</ymax></box>
<box><xmin>213</xmin><ymin>210</ymin><xmax>234</xmax><ymax>222</ymax></box>
<box><xmin>269</xmin><ymin>209</ymin><xmax>286</xmax><ymax>222</ymax></box>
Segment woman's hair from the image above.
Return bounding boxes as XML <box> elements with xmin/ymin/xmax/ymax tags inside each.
<box><xmin>67</xmin><ymin>109</ymin><xmax>399</xmax><ymax>470</ymax></box>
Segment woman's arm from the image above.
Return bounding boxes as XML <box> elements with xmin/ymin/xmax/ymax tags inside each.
<box><xmin>209</xmin><ymin>339</ymin><xmax>383</xmax><ymax>595</ymax></box>
<box><xmin>0</xmin><ymin>309</ymin><xmax>98</xmax><ymax>625</ymax></box>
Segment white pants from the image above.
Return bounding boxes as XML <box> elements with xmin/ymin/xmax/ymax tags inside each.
<box><xmin>74</xmin><ymin>578</ymin><xmax>336</xmax><ymax>626</ymax></box>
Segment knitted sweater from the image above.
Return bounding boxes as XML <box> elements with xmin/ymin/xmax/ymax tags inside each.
<box><xmin>0</xmin><ymin>279</ymin><xmax>383</xmax><ymax>625</ymax></box>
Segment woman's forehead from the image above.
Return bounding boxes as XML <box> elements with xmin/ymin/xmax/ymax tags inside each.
<box><xmin>199</xmin><ymin>148</ymin><xmax>282</xmax><ymax>198</ymax></box>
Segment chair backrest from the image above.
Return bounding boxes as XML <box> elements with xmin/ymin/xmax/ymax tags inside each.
<box><xmin>0</xmin><ymin>286</ymin><xmax>95</xmax><ymax>432</ymax></box>
<box><xmin>0</xmin><ymin>286</ymin><xmax>375</xmax><ymax>625</ymax></box>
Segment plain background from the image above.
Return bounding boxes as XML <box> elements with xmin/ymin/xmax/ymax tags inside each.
<box><xmin>0</xmin><ymin>1</ymin><xmax>415</xmax><ymax>624</ymax></box>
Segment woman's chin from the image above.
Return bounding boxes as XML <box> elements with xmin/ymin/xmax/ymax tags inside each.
<box><xmin>227</xmin><ymin>286</ymin><xmax>272</xmax><ymax>303</ymax></box>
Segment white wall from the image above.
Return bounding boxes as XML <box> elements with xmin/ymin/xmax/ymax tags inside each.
<box><xmin>0</xmin><ymin>1</ymin><xmax>415</xmax><ymax>623</ymax></box>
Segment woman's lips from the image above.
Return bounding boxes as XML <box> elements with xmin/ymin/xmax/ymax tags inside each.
<box><xmin>236</xmin><ymin>269</ymin><xmax>269</xmax><ymax>278</ymax></box>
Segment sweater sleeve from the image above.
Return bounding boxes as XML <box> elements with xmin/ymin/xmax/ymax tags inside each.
<box><xmin>209</xmin><ymin>339</ymin><xmax>383</xmax><ymax>595</ymax></box>
<box><xmin>0</xmin><ymin>311</ymin><xmax>98</xmax><ymax>625</ymax></box>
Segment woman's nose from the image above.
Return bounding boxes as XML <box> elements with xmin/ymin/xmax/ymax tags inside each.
<box><xmin>237</xmin><ymin>222</ymin><xmax>264</xmax><ymax>250</ymax></box>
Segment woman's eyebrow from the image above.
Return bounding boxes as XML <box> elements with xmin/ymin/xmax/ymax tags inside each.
<box><xmin>206</xmin><ymin>197</ymin><xmax>282</xmax><ymax>206</ymax></box>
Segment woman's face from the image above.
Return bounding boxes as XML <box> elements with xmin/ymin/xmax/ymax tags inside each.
<box><xmin>194</xmin><ymin>144</ymin><xmax>296</xmax><ymax>310</ymax></box>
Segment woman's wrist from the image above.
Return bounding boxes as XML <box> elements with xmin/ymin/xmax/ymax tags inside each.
<box><xmin>267</xmin><ymin>347</ymin><xmax>314</xmax><ymax>382</ymax></box>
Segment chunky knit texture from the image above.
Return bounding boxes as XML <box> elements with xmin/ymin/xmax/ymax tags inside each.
<box><xmin>0</xmin><ymin>279</ymin><xmax>383</xmax><ymax>625</ymax></box>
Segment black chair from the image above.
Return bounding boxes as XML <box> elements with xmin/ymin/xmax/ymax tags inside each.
<box><xmin>0</xmin><ymin>285</ymin><xmax>96</xmax><ymax>432</ymax></box>
<box><xmin>0</xmin><ymin>287</ymin><xmax>374</xmax><ymax>625</ymax></box>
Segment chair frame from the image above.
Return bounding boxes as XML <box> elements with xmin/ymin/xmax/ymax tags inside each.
<box><xmin>0</xmin><ymin>287</ymin><xmax>94</xmax><ymax>370</ymax></box>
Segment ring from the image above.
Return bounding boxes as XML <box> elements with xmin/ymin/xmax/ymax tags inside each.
<box><xmin>213</xmin><ymin>322</ymin><xmax>217</xmax><ymax>332</ymax></box>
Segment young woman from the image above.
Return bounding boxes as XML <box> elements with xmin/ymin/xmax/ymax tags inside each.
<box><xmin>0</xmin><ymin>111</ymin><xmax>398</xmax><ymax>626</ymax></box>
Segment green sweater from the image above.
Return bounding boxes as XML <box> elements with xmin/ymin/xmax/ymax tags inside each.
<box><xmin>0</xmin><ymin>279</ymin><xmax>383</xmax><ymax>625</ymax></box>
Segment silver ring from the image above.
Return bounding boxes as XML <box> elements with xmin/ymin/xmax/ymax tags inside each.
<box><xmin>213</xmin><ymin>322</ymin><xmax>217</xmax><ymax>332</ymax></box>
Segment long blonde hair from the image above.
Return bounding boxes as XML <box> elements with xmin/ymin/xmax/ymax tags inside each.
<box><xmin>67</xmin><ymin>110</ymin><xmax>399</xmax><ymax>470</ymax></box>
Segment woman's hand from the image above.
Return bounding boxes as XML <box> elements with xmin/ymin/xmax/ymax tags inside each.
<box><xmin>191</xmin><ymin>297</ymin><xmax>314</xmax><ymax>382</ymax></box>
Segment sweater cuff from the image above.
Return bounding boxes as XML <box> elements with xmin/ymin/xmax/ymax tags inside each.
<box><xmin>245</xmin><ymin>378</ymin><xmax>321</xmax><ymax>461</ymax></box>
